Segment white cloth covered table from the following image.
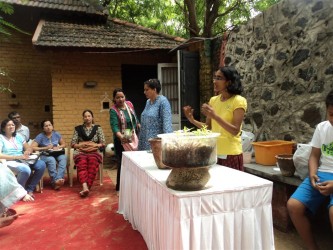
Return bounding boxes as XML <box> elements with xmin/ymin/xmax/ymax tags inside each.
<box><xmin>118</xmin><ymin>151</ymin><xmax>274</xmax><ymax>250</ymax></box>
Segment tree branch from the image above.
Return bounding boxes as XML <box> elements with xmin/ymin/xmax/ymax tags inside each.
<box><xmin>184</xmin><ymin>0</ymin><xmax>200</xmax><ymax>37</ymax></box>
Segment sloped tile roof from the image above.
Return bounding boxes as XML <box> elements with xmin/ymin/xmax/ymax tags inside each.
<box><xmin>1</xmin><ymin>0</ymin><xmax>106</xmax><ymax>15</ymax></box>
<box><xmin>33</xmin><ymin>18</ymin><xmax>185</xmax><ymax>49</ymax></box>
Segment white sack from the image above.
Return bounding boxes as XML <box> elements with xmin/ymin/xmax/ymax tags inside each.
<box><xmin>293</xmin><ymin>143</ymin><xmax>312</xmax><ymax>180</ymax></box>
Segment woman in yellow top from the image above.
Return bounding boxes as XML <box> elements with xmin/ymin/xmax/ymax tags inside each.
<box><xmin>183</xmin><ymin>66</ymin><xmax>247</xmax><ymax>171</ymax></box>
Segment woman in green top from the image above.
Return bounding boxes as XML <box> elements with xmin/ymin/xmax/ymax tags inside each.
<box><xmin>110</xmin><ymin>88</ymin><xmax>140</xmax><ymax>191</ymax></box>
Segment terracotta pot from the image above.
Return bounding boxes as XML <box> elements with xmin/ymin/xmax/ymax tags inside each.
<box><xmin>149</xmin><ymin>138</ymin><xmax>169</xmax><ymax>169</ymax></box>
<box><xmin>276</xmin><ymin>154</ymin><xmax>295</xmax><ymax>177</ymax></box>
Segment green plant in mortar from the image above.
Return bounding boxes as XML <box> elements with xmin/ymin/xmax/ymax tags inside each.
<box><xmin>162</xmin><ymin>126</ymin><xmax>218</xmax><ymax>168</ymax></box>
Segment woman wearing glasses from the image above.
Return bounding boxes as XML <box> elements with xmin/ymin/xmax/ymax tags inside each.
<box><xmin>183</xmin><ymin>66</ymin><xmax>247</xmax><ymax>171</ymax></box>
<box><xmin>138</xmin><ymin>79</ymin><xmax>173</xmax><ymax>151</ymax></box>
<box><xmin>0</xmin><ymin>119</ymin><xmax>46</xmax><ymax>197</ymax></box>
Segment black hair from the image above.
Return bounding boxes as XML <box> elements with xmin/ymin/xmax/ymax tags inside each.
<box><xmin>218</xmin><ymin>66</ymin><xmax>243</xmax><ymax>95</ymax></box>
<box><xmin>41</xmin><ymin>120</ymin><xmax>53</xmax><ymax>129</ymax></box>
<box><xmin>1</xmin><ymin>119</ymin><xmax>17</xmax><ymax>136</ymax></box>
<box><xmin>325</xmin><ymin>89</ymin><xmax>333</xmax><ymax>108</ymax></box>
<box><xmin>144</xmin><ymin>79</ymin><xmax>161</xmax><ymax>94</ymax></box>
<box><xmin>8</xmin><ymin>111</ymin><xmax>19</xmax><ymax>119</ymax></box>
<box><xmin>82</xmin><ymin>109</ymin><xmax>94</xmax><ymax>118</ymax></box>
<box><xmin>113</xmin><ymin>88</ymin><xmax>124</xmax><ymax>99</ymax></box>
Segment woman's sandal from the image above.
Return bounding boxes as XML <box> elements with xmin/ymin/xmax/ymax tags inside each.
<box><xmin>54</xmin><ymin>179</ymin><xmax>65</xmax><ymax>190</ymax></box>
<box><xmin>27</xmin><ymin>192</ymin><xmax>35</xmax><ymax>199</ymax></box>
<box><xmin>79</xmin><ymin>189</ymin><xmax>89</xmax><ymax>198</ymax></box>
<box><xmin>0</xmin><ymin>215</ymin><xmax>18</xmax><ymax>228</ymax></box>
<box><xmin>1</xmin><ymin>208</ymin><xmax>17</xmax><ymax>217</ymax></box>
<box><xmin>22</xmin><ymin>194</ymin><xmax>34</xmax><ymax>202</ymax></box>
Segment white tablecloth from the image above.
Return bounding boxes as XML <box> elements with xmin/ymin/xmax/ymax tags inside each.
<box><xmin>118</xmin><ymin>151</ymin><xmax>274</xmax><ymax>250</ymax></box>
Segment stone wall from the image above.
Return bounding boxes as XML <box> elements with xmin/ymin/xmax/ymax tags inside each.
<box><xmin>222</xmin><ymin>0</ymin><xmax>333</xmax><ymax>143</ymax></box>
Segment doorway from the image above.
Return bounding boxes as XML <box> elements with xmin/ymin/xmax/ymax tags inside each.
<box><xmin>121</xmin><ymin>64</ymin><xmax>157</xmax><ymax>119</ymax></box>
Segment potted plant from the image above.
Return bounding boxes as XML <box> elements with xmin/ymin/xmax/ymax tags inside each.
<box><xmin>158</xmin><ymin>127</ymin><xmax>219</xmax><ymax>191</ymax></box>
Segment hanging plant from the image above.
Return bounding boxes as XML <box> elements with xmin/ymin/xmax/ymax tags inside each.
<box><xmin>0</xmin><ymin>68</ymin><xmax>14</xmax><ymax>93</ymax></box>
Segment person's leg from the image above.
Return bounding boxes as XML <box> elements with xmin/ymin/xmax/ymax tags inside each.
<box><xmin>114</xmin><ymin>139</ymin><xmax>123</xmax><ymax>191</ymax></box>
<box><xmin>287</xmin><ymin>198</ymin><xmax>319</xmax><ymax>250</ymax></box>
<box><xmin>86</xmin><ymin>155</ymin><xmax>100</xmax><ymax>188</ymax></box>
<box><xmin>287</xmin><ymin>174</ymin><xmax>328</xmax><ymax>250</ymax></box>
<box><xmin>6</xmin><ymin>164</ymin><xmax>31</xmax><ymax>187</ymax></box>
<box><xmin>75</xmin><ymin>154</ymin><xmax>90</xmax><ymax>197</ymax></box>
<box><xmin>40</xmin><ymin>155</ymin><xmax>57</xmax><ymax>184</ymax></box>
<box><xmin>55</xmin><ymin>154</ymin><xmax>67</xmax><ymax>180</ymax></box>
<box><xmin>329</xmin><ymin>204</ymin><xmax>333</xmax><ymax>232</ymax></box>
<box><xmin>75</xmin><ymin>155</ymin><xmax>88</xmax><ymax>184</ymax></box>
<box><xmin>26</xmin><ymin>160</ymin><xmax>46</xmax><ymax>193</ymax></box>
<box><xmin>115</xmin><ymin>155</ymin><xmax>122</xmax><ymax>191</ymax></box>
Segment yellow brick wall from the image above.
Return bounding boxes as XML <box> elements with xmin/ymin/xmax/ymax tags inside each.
<box><xmin>1</xmin><ymin>32</ymin><xmax>176</xmax><ymax>147</ymax></box>
<box><xmin>51</xmin><ymin>51</ymin><xmax>174</xmax><ymax>145</ymax></box>
<box><xmin>0</xmin><ymin>33</ymin><xmax>53</xmax><ymax>137</ymax></box>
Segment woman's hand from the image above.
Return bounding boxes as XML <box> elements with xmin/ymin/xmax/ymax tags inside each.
<box><xmin>201</xmin><ymin>103</ymin><xmax>216</xmax><ymax>119</ymax></box>
<box><xmin>79</xmin><ymin>141</ymin><xmax>98</xmax><ymax>148</ymax></box>
<box><xmin>119</xmin><ymin>135</ymin><xmax>131</xmax><ymax>144</ymax></box>
<box><xmin>16</xmin><ymin>154</ymin><xmax>29</xmax><ymax>160</ymax></box>
<box><xmin>77</xmin><ymin>141</ymin><xmax>99</xmax><ymax>153</ymax></box>
<box><xmin>23</xmin><ymin>150</ymin><xmax>31</xmax><ymax>156</ymax></box>
<box><xmin>183</xmin><ymin>106</ymin><xmax>195</xmax><ymax>122</ymax></box>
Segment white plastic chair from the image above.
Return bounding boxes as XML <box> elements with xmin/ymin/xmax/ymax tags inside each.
<box><xmin>69</xmin><ymin>148</ymin><xmax>103</xmax><ymax>187</ymax></box>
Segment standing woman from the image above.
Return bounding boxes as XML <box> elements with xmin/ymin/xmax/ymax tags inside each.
<box><xmin>138</xmin><ymin>79</ymin><xmax>173</xmax><ymax>150</ymax></box>
<box><xmin>0</xmin><ymin>119</ymin><xmax>46</xmax><ymax>197</ymax></box>
<box><xmin>183</xmin><ymin>66</ymin><xmax>247</xmax><ymax>171</ymax></box>
<box><xmin>71</xmin><ymin>110</ymin><xmax>106</xmax><ymax>197</ymax></box>
<box><xmin>110</xmin><ymin>88</ymin><xmax>140</xmax><ymax>191</ymax></box>
<box><xmin>31</xmin><ymin>120</ymin><xmax>67</xmax><ymax>190</ymax></box>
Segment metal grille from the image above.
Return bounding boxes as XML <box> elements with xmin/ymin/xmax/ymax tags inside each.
<box><xmin>160</xmin><ymin>66</ymin><xmax>178</xmax><ymax>115</ymax></box>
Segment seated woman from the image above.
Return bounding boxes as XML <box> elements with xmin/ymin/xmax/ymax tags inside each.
<box><xmin>0</xmin><ymin>119</ymin><xmax>46</xmax><ymax>198</ymax></box>
<box><xmin>31</xmin><ymin>120</ymin><xmax>67</xmax><ymax>190</ymax></box>
<box><xmin>1</xmin><ymin>162</ymin><xmax>34</xmax><ymax>228</ymax></box>
<box><xmin>71</xmin><ymin>110</ymin><xmax>106</xmax><ymax>197</ymax></box>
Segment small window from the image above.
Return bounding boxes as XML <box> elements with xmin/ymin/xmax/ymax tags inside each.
<box><xmin>100</xmin><ymin>92</ymin><xmax>112</xmax><ymax>112</ymax></box>
<box><xmin>102</xmin><ymin>102</ymin><xmax>110</xmax><ymax>109</ymax></box>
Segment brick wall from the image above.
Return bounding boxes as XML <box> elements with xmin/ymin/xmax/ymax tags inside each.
<box><xmin>0</xmin><ymin>33</ymin><xmax>52</xmax><ymax>137</ymax></box>
<box><xmin>1</xmin><ymin>32</ymin><xmax>175</xmax><ymax>146</ymax></box>
<box><xmin>50</xmin><ymin>51</ymin><xmax>173</xmax><ymax>145</ymax></box>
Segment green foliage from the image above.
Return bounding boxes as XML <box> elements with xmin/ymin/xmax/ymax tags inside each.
<box><xmin>179</xmin><ymin>125</ymin><xmax>212</xmax><ymax>136</ymax></box>
<box><xmin>0</xmin><ymin>2</ymin><xmax>30</xmax><ymax>37</ymax></box>
<box><xmin>0</xmin><ymin>2</ymin><xmax>29</xmax><ymax>93</ymax></box>
<box><xmin>0</xmin><ymin>68</ymin><xmax>14</xmax><ymax>93</ymax></box>
<box><xmin>104</xmin><ymin>0</ymin><xmax>280</xmax><ymax>38</ymax></box>
<box><xmin>0</xmin><ymin>2</ymin><xmax>14</xmax><ymax>15</ymax></box>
